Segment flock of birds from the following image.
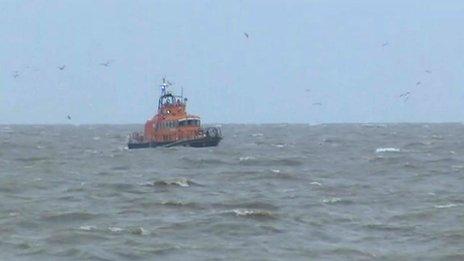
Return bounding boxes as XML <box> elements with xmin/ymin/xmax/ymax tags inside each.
<box><xmin>10</xmin><ymin>33</ymin><xmax>432</xmax><ymax>120</ymax></box>
<box><xmin>11</xmin><ymin>59</ymin><xmax>114</xmax><ymax>121</ymax></box>
<box><xmin>303</xmin><ymin>41</ymin><xmax>433</xmax><ymax>106</ymax></box>
<box><xmin>12</xmin><ymin>60</ymin><xmax>113</xmax><ymax>79</ymax></box>
<box><xmin>383</xmin><ymin>41</ymin><xmax>433</xmax><ymax>103</ymax></box>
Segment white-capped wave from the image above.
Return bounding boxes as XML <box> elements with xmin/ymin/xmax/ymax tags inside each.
<box><xmin>172</xmin><ymin>178</ymin><xmax>190</xmax><ymax>187</ymax></box>
<box><xmin>375</xmin><ymin>147</ymin><xmax>400</xmax><ymax>153</ymax></box>
<box><xmin>239</xmin><ymin>156</ymin><xmax>255</xmax><ymax>162</ymax></box>
<box><xmin>108</xmin><ymin>226</ymin><xmax>123</xmax><ymax>232</ymax></box>
<box><xmin>138</xmin><ymin>181</ymin><xmax>153</xmax><ymax>186</ymax></box>
<box><xmin>322</xmin><ymin>197</ymin><xmax>342</xmax><ymax>204</ymax></box>
<box><xmin>130</xmin><ymin>227</ymin><xmax>149</xmax><ymax>235</ymax></box>
<box><xmin>310</xmin><ymin>181</ymin><xmax>322</xmax><ymax>186</ymax></box>
<box><xmin>434</xmin><ymin>203</ymin><xmax>459</xmax><ymax>209</ymax></box>
<box><xmin>232</xmin><ymin>209</ymin><xmax>273</xmax><ymax>218</ymax></box>
<box><xmin>144</xmin><ymin>177</ymin><xmax>195</xmax><ymax>187</ymax></box>
<box><xmin>79</xmin><ymin>225</ymin><xmax>97</xmax><ymax>231</ymax></box>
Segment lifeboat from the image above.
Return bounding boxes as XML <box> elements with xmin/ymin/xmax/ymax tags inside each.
<box><xmin>128</xmin><ymin>78</ymin><xmax>222</xmax><ymax>149</ymax></box>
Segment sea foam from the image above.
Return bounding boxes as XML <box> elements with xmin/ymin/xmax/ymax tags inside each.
<box><xmin>375</xmin><ymin>147</ymin><xmax>400</xmax><ymax>153</ymax></box>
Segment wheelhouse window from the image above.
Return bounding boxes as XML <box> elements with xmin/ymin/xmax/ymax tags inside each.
<box><xmin>179</xmin><ymin>119</ymin><xmax>200</xmax><ymax>127</ymax></box>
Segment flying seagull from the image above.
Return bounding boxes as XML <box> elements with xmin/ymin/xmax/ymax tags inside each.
<box><xmin>12</xmin><ymin>71</ymin><xmax>20</xmax><ymax>78</ymax></box>
<box><xmin>416</xmin><ymin>81</ymin><xmax>421</xmax><ymax>86</ymax></box>
<box><xmin>67</xmin><ymin>115</ymin><xmax>72</xmax><ymax>120</ymax></box>
<box><xmin>305</xmin><ymin>89</ymin><xmax>310</xmax><ymax>92</ymax></box>
<box><xmin>399</xmin><ymin>91</ymin><xmax>410</xmax><ymax>98</ymax></box>
<box><xmin>382</xmin><ymin>41</ymin><xmax>389</xmax><ymax>47</ymax></box>
<box><xmin>312</xmin><ymin>102</ymin><xmax>322</xmax><ymax>106</ymax></box>
<box><xmin>100</xmin><ymin>60</ymin><xmax>112</xmax><ymax>67</ymax></box>
<box><xmin>425</xmin><ymin>70</ymin><xmax>432</xmax><ymax>74</ymax></box>
<box><xmin>58</xmin><ymin>65</ymin><xmax>66</xmax><ymax>70</ymax></box>
<box><xmin>399</xmin><ymin>91</ymin><xmax>411</xmax><ymax>102</ymax></box>
<box><xmin>244</xmin><ymin>32</ymin><xmax>249</xmax><ymax>38</ymax></box>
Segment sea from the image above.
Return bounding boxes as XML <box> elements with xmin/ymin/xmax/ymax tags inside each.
<box><xmin>1</xmin><ymin>123</ymin><xmax>463</xmax><ymax>260</ymax></box>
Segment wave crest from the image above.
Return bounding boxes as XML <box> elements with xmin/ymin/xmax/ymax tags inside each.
<box><xmin>231</xmin><ymin>209</ymin><xmax>274</xmax><ymax>219</ymax></box>
<box><xmin>375</xmin><ymin>147</ymin><xmax>400</xmax><ymax>153</ymax></box>
<box><xmin>141</xmin><ymin>177</ymin><xmax>198</xmax><ymax>188</ymax></box>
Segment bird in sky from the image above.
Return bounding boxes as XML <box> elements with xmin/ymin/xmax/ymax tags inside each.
<box><xmin>425</xmin><ymin>70</ymin><xmax>432</xmax><ymax>74</ymax></box>
<box><xmin>382</xmin><ymin>41</ymin><xmax>389</xmax><ymax>47</ymax></box>
<box><xmin>399</xmin><ymin>91</ymin><xmax>410</xmax><ymax>98</ymax></box>
<box><xmin>58</xmin><ymin>65</ymin><xmax>66</xmax><ymax>70</ymax></box>
<box><xmin>67</xmin><ymin>115</ymin><xmax>72</xmax><ymax>120</ymax></box>
<box><xmin>100</xmin><ymin>60</ymin><xmax>112</xmax><ymax>67</ymax></box>
<box><xmin>305</xmin><ymin>89</ymin><xmax>310</xmax><ymax>92</ymax></box>
<box><xmin>312</xmin><ymin>102</ymin><xmax>322</xmax><ymax>106</ymax></box>
<box><xmin>244</xmin><ymin>32</ymin><xmax>249</xmax><ymax>39</ymax></box>
<box><xmin>12</xmin><ymin>71</ymin><xmax>20</xmax><ymax>78</ymax></box>
<box><xmin>416</xmin><ymin>81</ymin><xmax>421</xmax><ymax>86</ymax></box>
<box><xmin>399</xmin><ymin>91</ymin><xmax>411</xmax><ymax>102</ymax></box>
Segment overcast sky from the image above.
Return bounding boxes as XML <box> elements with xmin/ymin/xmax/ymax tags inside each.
<box><xmin>1</xmin><ymin>0</ymin><xmax>463</xmax><ymax>124</ymax></box>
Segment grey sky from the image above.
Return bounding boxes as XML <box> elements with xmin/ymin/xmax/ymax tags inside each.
<box><xmin>1</xmin><ymin>0</ymin><xmax>463</xmax><ymax>124</ymax></box>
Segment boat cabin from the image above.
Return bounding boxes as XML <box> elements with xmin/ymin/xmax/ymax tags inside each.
<box><xmin>143</xmin><ymin>79</ymin><xmax>203</xmax><ymax>143</ymax></box>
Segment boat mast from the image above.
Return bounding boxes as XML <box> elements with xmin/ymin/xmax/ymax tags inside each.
<box><xmin>160</xmin><ymin>77</ymin><xmax>169</xmax><ymax>96</ymax></box>
<box><xmin>158</xmin><ymin>78</ymin><xmax>169</xmax><ymax>111</ymax></box>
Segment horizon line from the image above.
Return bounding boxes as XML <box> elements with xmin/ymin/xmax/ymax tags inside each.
<box><xmin>1</xmin><ymin>121</ymin><xmax>464</xmax><ymax>125</ymax></box>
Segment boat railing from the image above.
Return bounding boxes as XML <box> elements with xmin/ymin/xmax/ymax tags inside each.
<box><xmin>129</xmin><ymin>132</ymin><xmax>145</xmax><ymax>143</ymax></box>
<box><xmin>203</xmin><ymin>127</ymin><xmax>222</xmax><ymax>138</ymax></box>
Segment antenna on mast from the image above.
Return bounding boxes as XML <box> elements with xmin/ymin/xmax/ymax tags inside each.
<box><xmin>160</xmin><ymin>77</ymin><xmax>169</xmax><ymax>96</ymax></box>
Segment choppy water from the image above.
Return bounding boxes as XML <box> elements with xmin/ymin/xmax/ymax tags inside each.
<box><xmin>1</xmin><ymin>123</ymin><xmax>464</xmax><ymax>260</ymax></box>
